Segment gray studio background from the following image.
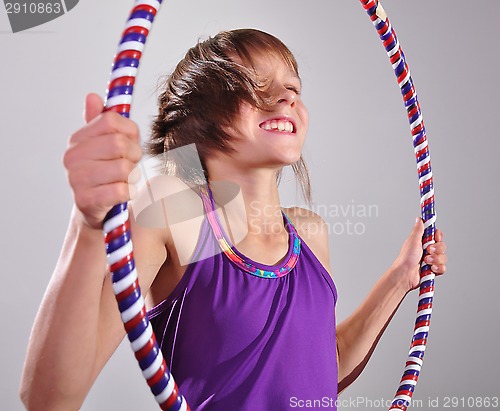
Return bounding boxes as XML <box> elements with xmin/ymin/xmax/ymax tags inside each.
<box><xmin>2</xmin><ymin>0</ymin><xmax>499</xmax><ymax>410</ymax></box>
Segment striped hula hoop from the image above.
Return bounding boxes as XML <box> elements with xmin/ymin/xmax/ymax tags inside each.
<box><xmin>360</xmin><ymin>1</ymin><xmax>436</xmax><ymax>410</ymax></box>
<box><xmin>102</xmin><ymin>1</ymin><xmax>436</xmax><ymax>410</ymax></box>
<box><xmin>102</xmin><ymin>3</ymin><xmax>187</xmax><ymax>411</ymax></box>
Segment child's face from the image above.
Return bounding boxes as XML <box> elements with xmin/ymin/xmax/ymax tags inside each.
<box><xmin>226</xmin><ymin>52</ymin><xmax>309</xmax><ymax>168</ymax></box>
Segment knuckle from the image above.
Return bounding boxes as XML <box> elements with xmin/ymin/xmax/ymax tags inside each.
<box><xmin>66</xmin><ymin>169</ymin><xmax>77</xmax><ymax>186</ymax></box>
<box><xmin>75</xmin><ymin>191</ymin><xmax>90</xmax><ymax>209</ymax></box>
<box><xmin>67</xmin><ymin>133</ymin><xmax>77</xmax><ymax>147</ymax></box>
<box><xmin>68</xmin><ymin>129</ymin><xmax>82</xmax><ymax>146</ymax></box>
<box><xmin>101</xmin><ymin>111</ymin><xmax>118</xmax><ymax>130</ymax></box>
<box><xmin>62</xmin><ymin>149</ymin><xmax>72</xmax><ymax>169</ymax></box>
<box><xmin>110</xmin><ymin>134</ymin><xmax>128</xmax><ymax>157</ymax></box>
<box><xmin>118</xmin><ymin>159</ymin><xmax>133</xmax><ymax>178</ymax></box>
<box><xmin>133</xmin><ymin>143</ymin><xmax>143</xmax><ymax>162</ymax></box>
<box><xmin>113</xmin><ymin>183</ymin><xmax>130</xmax><ymax>203</ymax></box>
<box><xmin>63</xmin><ymin>141</ymin><xmax>81</xmax><ymax>169</ymax></box>
<box><xmin>66</xmin><ymin>166</ymin><xmax>80</xmax><ymax>185</ymax></box>
<box><xmin>130</xmin><ymin>121</ymin><xmax>140</xmax><ymax>140</ymax></box>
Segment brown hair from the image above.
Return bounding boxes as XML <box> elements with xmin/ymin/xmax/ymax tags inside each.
<box><xmin>146</xmin><ymin>28</ymin><xmax>312</xmax><ymax>206</ymax></box>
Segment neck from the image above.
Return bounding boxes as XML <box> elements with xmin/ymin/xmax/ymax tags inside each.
<box><xmin>206</xmin><ymin>167</ymin><xmax>286</xmax><ymax>241</ymax></box>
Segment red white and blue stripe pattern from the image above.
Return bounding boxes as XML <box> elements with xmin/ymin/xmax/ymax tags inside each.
<box><xmin>359</xmin><ymin>1</ymin><xmax>436</xmax><ymax>410</ymax></box>
<box><xmin>103</xmin><ymin>1</ymin><xmax>189</xmax><ymax>410</ymax></box>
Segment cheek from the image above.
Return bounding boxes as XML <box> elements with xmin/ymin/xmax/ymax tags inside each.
<box><xmin>239</xmin><ymin>102</ymin><xmax>254</xmax><ymax>116</ymax></box>
<box><xmin>300</xmin><ymin>104</ymin><xmax>309</xmax><ymax>131</ymax></box>
<box><xmin>234</xmin><ymin>104</ymin><xmax>259</xmax><ymax>134</ymax></box>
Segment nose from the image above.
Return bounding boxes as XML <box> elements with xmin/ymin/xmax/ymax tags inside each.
<box><xmin>276</xmin><ymin>87</ymin><xmax>296</xmax><ymax>107</ymax></box>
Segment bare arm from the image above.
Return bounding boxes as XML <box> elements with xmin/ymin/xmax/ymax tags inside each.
<box><xmin>336</xmin><ymin>265</ymin><xmax>407</xmax><ymax>393</ymax></box>
<box><xmin>20</xmin><ymin>208</ymin><xmax>167</xmax><ymax>411</ymax></box>
<box><xmin>301</xmin><ymin>212</ymin><xmax>447</xmax><ymax>394</ymax></box>
<box><xmin>336</xmin><ymin>221</ymin><xmax>447</xmax><ymax>393</ymax></box>
<box><xmin>19</xmin><ymin>94</ymin><xmax>169</xmax><ymax>410</ymax></box>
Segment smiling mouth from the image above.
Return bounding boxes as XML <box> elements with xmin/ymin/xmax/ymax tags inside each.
<box><xmin>259</xmin><ymin>119</ymin><xmax>295</xmax><ymax>133</ymax></box>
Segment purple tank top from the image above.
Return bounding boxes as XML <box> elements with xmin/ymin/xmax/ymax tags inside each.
<box><xmin>147</xmin><ymin>184</ymin><xmax>338</xmax><ymax>410</ymax></box>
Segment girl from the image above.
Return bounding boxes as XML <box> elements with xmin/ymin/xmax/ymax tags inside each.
<box><xmin>20</xmin><ymin>29</ymin><xmax>447</xmax><ymax>410</ymax></box>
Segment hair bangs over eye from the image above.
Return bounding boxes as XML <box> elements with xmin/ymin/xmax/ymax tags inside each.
<box><xmin>225</xmin><ymin>29</ymin><xmax>300</xmax><ymax>110</ymax></box>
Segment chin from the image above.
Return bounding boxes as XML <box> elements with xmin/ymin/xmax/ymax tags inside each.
<box><xmin>278</xmin><ymin>152</ymin><xmax>302</xmax><ymax>166</ymax></box>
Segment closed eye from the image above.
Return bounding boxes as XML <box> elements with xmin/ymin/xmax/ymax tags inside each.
<box><xmin>286</xmin><ymin>85</ymin><xmax>301</xmax><ymax>95</ymax></box>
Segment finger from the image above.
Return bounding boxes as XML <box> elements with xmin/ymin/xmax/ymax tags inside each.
<box><xmin>75</xmin><ymin>110</ymin><xmax>140</xmax><ymax>145</ymax></box>
<box><xmin>431</xmin><ymin>264</ymin><xmax>446</xmax><ymax>275</ymax></box>
<box><xmin>424</xmin><ymin>253</ymin><xmax>447</xmax><ymax>266</ymax></box>
<box><xmin>426</xmin><ymin>242</ymin><xmax>447</xmax><ymax>255</ymax></box>
<box><xmin>99</xmin><ymin>133</ymin><xmax>142</xmax><ymax>162</ymax></box>
<box><xmin>92</xmin><ymin>112</ymin><xmax>140</xmax><ymax>143</ymax></box>
<box><xmin>76</xmin><ymin>182</ymin><xmax>133</xmax><ymax>216</ymax></box>
<box><xmin>71</xmin><ymin>158</ymin><xmax>139</xmax><ymax>189</ymax></box>
<box><xmin>83</xmin><ymin>93</ymin><xmax>104</xmax><ymax>124</ymax></box>
<box><xmin>67</xmin><ymin>133</ymin><xmax>142</xmax><ymax>163</ymax></box>
<box><xmin>412</xmin><ymin>217</ymin><xmax>424</xmax><ymax>237</ymax></box>
<box><xmin>435</xmin><ymin>228</ymin><xmax>444</xmax><ymax>242</ymax></box>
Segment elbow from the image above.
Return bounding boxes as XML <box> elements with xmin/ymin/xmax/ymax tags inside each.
<box><xmin>19</xmin><ymin>380</ymin><xmax>51</xmax><ymax>411</ymax></box>
<box><xmin>19</xmin><ymin>381</ymin><xmax>30</xmax><ymax>410</ymax></box>
<box><xmin>336</xmin><ymin>335</ymin><xmax>372</xmax><ymax>394</ymax></box>
<box><xmin>19</xmin><ymin>377</ymin><xmax>81</xmax><ymax>411</ymax></box>
<box><xmin>336</xmin><ymin>335</ymin><xmax>358</xmax><ymax>394</ymax></box>
<box><xmin>19</xmin><ymin>369</ymin><xmax>37</xmax><ymax>411</ymax></box>
<box><xmin>20</xmin><ymin>392</ymin><xmax>80</xmax><ymax>411</ymax></box>
<box><xmin>19</xmin><ymin>380</ymin><xmax>44</xmax><ymax>411</ymax></box>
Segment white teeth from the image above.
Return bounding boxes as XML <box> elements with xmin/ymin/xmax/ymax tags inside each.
<box><xmin>260</xmin><ymin>119</ymin><xmax>294</xmax><ymax>133</ymax></box>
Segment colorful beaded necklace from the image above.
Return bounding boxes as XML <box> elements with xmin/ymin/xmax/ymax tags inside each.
<box><xmin>199</xmin><ymin>184</ymin><xmax>301</xmax><ymax>278</ymax></box>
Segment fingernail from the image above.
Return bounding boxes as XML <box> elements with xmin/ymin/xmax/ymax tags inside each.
<box><xmin>428</xmin><ymin>246</ymin><xmax>436</xmax><ymax>253</ymax></box>
<box><xmin>426</xmin><ymin>256</ymin><xmax>434</xmax><ymax>263</ymax></box>
<box><xmin>431</xmin><ymin>265</ymin><xmax>439</xmax><ymax>272</ymax></box>
<box><xmin>415</xmin><ymin>217</ymin><xmax>421</xmax><ymax>224</ymax></box>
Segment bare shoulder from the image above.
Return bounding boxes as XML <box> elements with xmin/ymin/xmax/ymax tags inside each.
<box><xmin>129</xmin><ymin>175</ymin><xmax>207</xmax><ymax>307</ymax></box>
<box><xmin>283</xmin><ymin>206</ymin><xmax>332</xmax><ymax>276</ymax></box>
<box><xmin>129</xmin><ymin>175</ymin><xmax>204</xmax><ymax>257</ymax></box>
<box><xmin>130</xmin><ymin>174</ymin><xmax>203</xmax><ymax>226</ymax></box>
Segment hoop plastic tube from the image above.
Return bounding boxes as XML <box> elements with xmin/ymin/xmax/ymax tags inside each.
<box><xmin>102</xmin><ymin>1</ymin><xmax>189</xmax><ymax>410</ymax></box>
<box><xmin>358</xmin><ymin>1</ymin><xmax>437</xmax><ymax>410</ymax></box>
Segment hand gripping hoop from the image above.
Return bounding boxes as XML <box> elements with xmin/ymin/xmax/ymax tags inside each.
<box><xmin>102</xmin><ymin>1</ymin><xmax>436</xmax><ymax>410</ymax></box>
